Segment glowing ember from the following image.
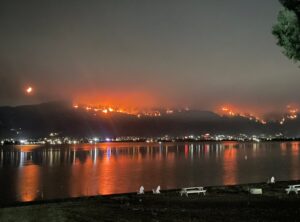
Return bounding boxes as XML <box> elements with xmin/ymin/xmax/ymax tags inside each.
<box><xmin>26</xmin><ymin>87</ymin><xmax>33</xmax><ymax>94</ymax></box>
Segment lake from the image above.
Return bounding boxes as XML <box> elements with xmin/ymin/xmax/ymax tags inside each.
<box><xmin>0</xmin><ymin>141</ymin><xmax>299</xmax><ymax>204</ymax></box>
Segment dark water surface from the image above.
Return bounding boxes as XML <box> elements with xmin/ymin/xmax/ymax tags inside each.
<box><xmin>0</xmin><ymin>141</ymin><xmax>299</xmax><ymax>204</ymax></box>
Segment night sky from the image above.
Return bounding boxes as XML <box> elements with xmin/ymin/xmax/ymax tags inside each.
<box><xmin>0</xmin><ymin>0</ymin><xmax>299</xmax><ymax>114</ymax></box>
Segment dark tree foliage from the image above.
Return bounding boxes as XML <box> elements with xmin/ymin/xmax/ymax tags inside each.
<box><xmin>273</xmin><ymin>0</ymin><xmax>300</xmax><ymax>62</ymax></box>
<box><xmin>279</xmin><ymin>0</ymin><xmax>300</xmax><ymax>16</ymax></box>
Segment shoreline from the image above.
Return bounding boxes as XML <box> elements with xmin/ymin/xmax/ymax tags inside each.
<box><xmin>2</xmin><ymin>139</ymin><xmax>300</xmax><ymax>147</ymax></box>
<box><xmin>1</xmin><ymin>179</ymin><xmax>300</xmax><ymax>208</ymax></box>
<box><xmin>1</xmin><ymin>180</ymin><xmax>300</xmax><ymax>221</ymax></box>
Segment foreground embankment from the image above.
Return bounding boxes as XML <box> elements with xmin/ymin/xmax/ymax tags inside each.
<box><xmin>1</xmin><ymin>180</ymin><xmax>300</xmax><ymax>221</ymax></box>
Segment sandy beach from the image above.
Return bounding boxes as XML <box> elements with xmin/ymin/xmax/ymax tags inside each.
<box><xmin>1</xmin><ymin>180</ymin><xmax>300</xmax><ymax>221</ymax></box>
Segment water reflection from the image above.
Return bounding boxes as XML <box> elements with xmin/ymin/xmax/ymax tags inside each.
<box><xmin>0</xmin><ymin>142</ymin><xmax>300</xmax><ymax>204</ymax></box>
<box><xmin>290</xmin><ymin>142</ymin><xmax>300</xmax><ymax>180</ymax></box>
<box><xmin>18</xmin><ymin>165</ymin><xmax>41</xmax><ymax>202</ymax></box>
<box><xmin>222</xmin><ymin>143</ymin><xmax>237</xmax><ymax>185</ymax></box>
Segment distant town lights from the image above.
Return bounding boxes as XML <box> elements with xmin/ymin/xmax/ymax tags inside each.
<box><xmin>20</xmin><ymin>139</ymin><xmax>28</xmax><ymax>145</ymax></box>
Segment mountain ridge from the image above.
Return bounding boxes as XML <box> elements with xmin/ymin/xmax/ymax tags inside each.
<box><xmin>0</xmin><ymin>101</ymin><xmax>299</xmax><ymax>138</ymax></box>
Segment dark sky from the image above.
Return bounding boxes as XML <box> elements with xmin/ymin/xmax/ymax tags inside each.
<box><xmin>0</xmin><ymin>0</ymin><xmax>299</xmax><ymax>113</ymax></box>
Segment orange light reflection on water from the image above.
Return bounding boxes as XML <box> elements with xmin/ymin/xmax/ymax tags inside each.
<box><xmin>222</xmin><ymin>142</ymin><xmax>237</xmax><ymax>185</ymax></box>
<box><xmin>17</xmin><ymin>165</ymin><xmax>41</xmax><ymax>202</ymax></box>
<box><xmin>290</xmin><ymin>142</ymin><xmax>300</xmax><ymax>180</ymax></box>
<box><xmin>97</xmin><ymin>149</ymin><xmax>118</xmax><ymax>195</ymax></box>
<box><xmin>16</xmin><ymin>145</ymin><xmax>42</xmax><ymax>202</ymax></box>
<box><xmin>69</xmin><ymin>152</ymin><xmax>95</xmax><ymax>197</ymax></box>
<box><xmin>16</xmin><ymin>145</ymin><xmax>41</xmax><ymax>152</ymax></box>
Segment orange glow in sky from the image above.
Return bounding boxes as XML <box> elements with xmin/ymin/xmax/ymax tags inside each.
<box><xmin>73</xmin><ymin>91</ymin><xmax>160</xmax><ymax>111</ymax></box>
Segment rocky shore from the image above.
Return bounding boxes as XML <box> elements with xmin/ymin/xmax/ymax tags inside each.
<box><xmin>1</xmin><ymin>180</ymin><xmax>300</xmax><ymax>221</ymax></box>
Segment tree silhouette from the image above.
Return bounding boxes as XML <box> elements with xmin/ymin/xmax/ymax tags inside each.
<box><xmin>273</xmin><ymin>0</ymin><xmax>300</xmax><ymax>63</ymax></box>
